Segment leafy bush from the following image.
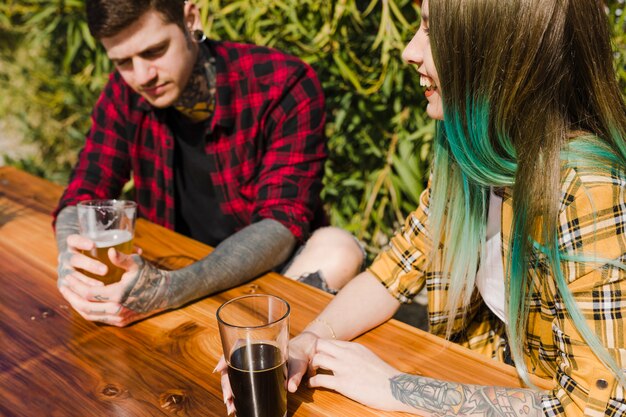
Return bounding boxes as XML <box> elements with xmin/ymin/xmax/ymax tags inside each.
<box><xmin>1</xmin><ymin>0</ymin><xmax>625</xmax><ymax>256</ymax></box>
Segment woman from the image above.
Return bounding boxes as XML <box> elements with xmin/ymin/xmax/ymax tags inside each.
<box><xmin>220</xmin><ymin>0</ymin><xmax>626</xmax><ymax>415</ymax></box>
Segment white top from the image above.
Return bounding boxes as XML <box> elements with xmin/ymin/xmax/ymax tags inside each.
<box><xmin>475</xmin><ymin>189</ymin><xmax>507</xmax><ymax>324</ymax></box>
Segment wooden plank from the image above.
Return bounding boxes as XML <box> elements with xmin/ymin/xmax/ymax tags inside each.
<box><xmin>0</xmin><ymin>328</ymin><xmax>225</xmax><ymax>417</ymax></box>
<box><xmin>0</xmin><ymin>166</ymin><xmax>63</xmax><ymax>214</ymax></box>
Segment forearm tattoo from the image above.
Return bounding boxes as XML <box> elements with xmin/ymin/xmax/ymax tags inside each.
<box><xmin>55</xmin><ymin>206</ymin><xmax>80</xmax><ymax>286</ymax></box>
<box><xmin>150</xmin><ymin>218</ymin><xmax>296</xmax><ymax>310</ymax></box>
<box><xmin>389</xmin><ymin>374</ymin><xmax>542</xmax><ymax>417</ymax></box>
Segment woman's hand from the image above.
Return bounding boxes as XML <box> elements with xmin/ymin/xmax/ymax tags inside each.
<box><xmin>214</xmin><ymin>356</ymin><xmax>235</xmax><ymax>415</ymax></box>
<box><xmin>308</xmin><ymin>339</ymin><xmax>402</xmax><ymax>411</ymax></box>
<box><xmin>287</xmin><ymin>331</ymin><xmax>320</xmax><ymax>392</ymax></box>
<box><xmin>215</xmin><ymin>331</ymin><xmax>321</xmax><ymax>415</ymax></box>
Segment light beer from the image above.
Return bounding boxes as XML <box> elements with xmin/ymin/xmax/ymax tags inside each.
<box><xmin>79</xmin><ymin>229</ymin><xmax>133</xmax><ymax>284</ymax></box>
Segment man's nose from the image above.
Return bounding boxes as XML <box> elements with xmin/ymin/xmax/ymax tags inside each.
<box><xmin>134</xmin><ymin>59</ymin><xmax>157</xmax><ymax>86</ymax></box>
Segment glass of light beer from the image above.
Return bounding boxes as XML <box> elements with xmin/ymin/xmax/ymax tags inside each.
<box><xmin>77</xmin><ymin>199</ymin><xmax>137</xmax><ymax>285</ymax></box>
<box><xmin>217</xmin><ymin>294</ymin><xmax>290</xmax><ymax>417</ymax></box>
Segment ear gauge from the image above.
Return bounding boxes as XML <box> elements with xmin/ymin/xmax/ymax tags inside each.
<box><xmin>192</xmin><ymin>29</ymin><xmax>207</xmax><ymax>43</ymax></box>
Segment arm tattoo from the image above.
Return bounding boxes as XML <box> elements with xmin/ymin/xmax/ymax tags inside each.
<box><xmin>55</xmin><ymin>206</ymin><xmax>80</xmax><ymax>286</ymax></box>
<box><xmin>389</xmin><ymin>374</ymin><xmax>543</xmax><ymax>417</ymax></box>
<box><xmin>122</xmin><ymin>219</ymin><xmax>295</xmax><ymax>314</ymax></box>
<box><xmin>164</xmin><ymin>218</ymin><xmax>296</xmax><ymax>309</ymax></box>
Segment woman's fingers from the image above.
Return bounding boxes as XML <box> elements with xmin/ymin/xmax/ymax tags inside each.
<box><xmin>311</xmin><ymin>352</ymin><xmax>340</xmax><ymax>372</ymax></box>
<box><xmin>215</xmin><ymin>356</ymin><xmax>235</xmax><ymax>415</ymax></box>
<box><xmin>287</xmin><ymin>332</ymin><xmax>319</xmax><ymax>393</ymax></box>
<box><xmin>308</xmin><ymin>373</ymin><xmax>338</xmax><ymax>391</ymax></box>
<box><xmin>287</xmin><ymin>357</ymin><xmax>308</xmax><ymax>393</ymax></box>
<box><xmin>214</xmin><ymin>356</ymin><xmax>228</xmax><ymax>373</ymax></box>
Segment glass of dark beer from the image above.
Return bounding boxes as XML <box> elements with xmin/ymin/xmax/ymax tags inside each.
<box><xmin>217</xmin><ymin>294</ymin><xmax>290</xmax><ymax>417</ymax></box>
<box><xmin>77</xmin><ymin>199</ymin><xmax>137</xmax><ymax>285</ymax></box>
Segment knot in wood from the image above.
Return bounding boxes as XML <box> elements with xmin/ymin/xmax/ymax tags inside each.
<box><xmin>160</xmin><ymin>390</ymin><xmax>187</xmax><ymax>412</ymax></box>
<box><xmin>38</xmin><ymin>307</ymin><xmax>55</xmax><ymax>319</ymax></box>
<box><xmin>101</xmin><ymin>384</ymin><xmax>120</xmax><ymax>397</ymax></box>
<box><xmin>245</xmin><ymin>284</ymin><xmax>259</xmax><ymax>293</ymax></box>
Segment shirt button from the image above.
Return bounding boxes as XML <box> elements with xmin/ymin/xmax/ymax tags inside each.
<box><xmin>596</xmin><ymin>379</ymin><xmax>609</xmax><ymax>390</ymax></box>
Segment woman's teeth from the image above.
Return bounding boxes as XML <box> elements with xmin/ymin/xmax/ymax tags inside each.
<box><xmin>420</xmin><ymin>75</ymin><xmax>435</xmax><ymax>90</ymax></box>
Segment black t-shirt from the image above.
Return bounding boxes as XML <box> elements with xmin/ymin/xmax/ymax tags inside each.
<box><xmin>169</xmin><ymin>110</ymin><xmax>239</xmax><ymax>247</ymax></box>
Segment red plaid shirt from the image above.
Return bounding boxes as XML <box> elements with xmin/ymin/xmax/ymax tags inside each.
<box><xmin>54</xmin><ymin>40</ymin><xmax>327</xmax><ymax>242</ymax></box>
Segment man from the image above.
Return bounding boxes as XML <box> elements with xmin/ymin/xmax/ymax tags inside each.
<box><xmin>54</xmin><ymin>0</ymin><xmax>363</xmax><ymax>327</ymax></box>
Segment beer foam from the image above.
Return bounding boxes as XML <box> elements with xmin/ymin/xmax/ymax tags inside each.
<box><xmin>92</xmin><ymin>229</ymin><xmax>132</xmax><ymax>248</ymax></box>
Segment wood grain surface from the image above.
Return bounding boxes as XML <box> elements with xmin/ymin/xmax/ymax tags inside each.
<box><xmin>0</xmin><ymin>166</ymin><xmax>552</xmax><ymax>417</ymax></box>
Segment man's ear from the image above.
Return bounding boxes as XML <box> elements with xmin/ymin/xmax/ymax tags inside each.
<box><xmin>183</xmin><ymin>1</ymin><xmax>202</xmax><ymax>32</ymax></box>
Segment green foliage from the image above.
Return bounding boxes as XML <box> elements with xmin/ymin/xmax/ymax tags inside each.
<box><xmin>608</xmin><ymin>1</ymin><xmax>626</xmax><ymax>91</ymax></box>
<box><xmin>0</xmin><ymin>0</ymin><xmax>109</xmax><ymax>183</ymax></box>
<box><xmin>0</xmin><ymin>0</ymin><xmax>625</xmax><ymax>255</ymax></box>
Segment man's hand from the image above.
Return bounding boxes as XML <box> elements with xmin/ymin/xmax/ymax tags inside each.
<box><xmin>57</xmin><ymin>234</ymin><xmax>170</xmax><ymax>326</ymax></box>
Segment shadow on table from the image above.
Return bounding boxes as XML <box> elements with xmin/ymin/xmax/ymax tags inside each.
<box><xmin>287</xmin><ymin>384</ymin><xmax>316</xmax><ymax>416</ymax></box>
<box><xmin>0</xmin><ymin>202</ymin><xmax>24</xmax><ymax>229</ymax></box>
<box><xmin>393</xmin><ymin>302</ymin><xmax>429</xmax><ymax>331</ymax></box>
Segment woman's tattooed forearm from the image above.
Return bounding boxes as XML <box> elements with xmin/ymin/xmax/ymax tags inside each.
<box><xmin>389</xmin><ymin>374</ymin><xmax>542</xmax><ymax>417</ymax></box>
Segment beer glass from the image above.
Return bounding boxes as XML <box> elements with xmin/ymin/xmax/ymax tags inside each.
<box><xmin>217</xmin><ymin>294</ymin><xmax>290</xmax><ymax>417</ymax></box>
<box><xmin>77</xmin><ymin>199</ymin><xmax>137</xmax><ymax>285</ymax></box>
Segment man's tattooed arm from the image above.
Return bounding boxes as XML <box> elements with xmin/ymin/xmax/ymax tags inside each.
<box><xmin>121</xmin><ymin>218</ymin><xmax>296</xmax><ymax>314</ymax></box>
<box><xmin>389</xmin><ymin>374</ymin><xmax>543</xmax><ymax>417</ymax></box>
<box><xmin>55</xmin><ymin>205</ymin><xmax>80</xmax><ymax>287</ymax></box>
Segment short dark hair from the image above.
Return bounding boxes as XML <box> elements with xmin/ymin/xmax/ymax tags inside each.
<box><xmin>86</xmin><ymin>0</ymin><xmax>185</xmax><ymax>39</ymax></box>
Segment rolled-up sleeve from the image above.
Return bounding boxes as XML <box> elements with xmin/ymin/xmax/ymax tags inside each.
<box><xmin>368</xmin><ymin>182</ymin><xmax>433</xmax><ymax>303</ymax></box>
<box><xmin>252</xmin><ymin>62</ymin><xmax>327</xmax><ymax>242</ymax></box>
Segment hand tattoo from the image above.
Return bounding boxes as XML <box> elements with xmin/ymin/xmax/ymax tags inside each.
<box><xmin>121</xmin><ymin>258</ymin><xmax>171</xmax><ymax>314</ymax></box>
<box><xmin>389</xmin><ymin>374</ymin><xmax>542</xmax><ymax>417</ymax></box>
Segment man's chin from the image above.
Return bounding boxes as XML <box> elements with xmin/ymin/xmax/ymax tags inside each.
<box><xmin>141</xmin><ymin>92</ymin><xmax>178</xmax><ymax>109</ymax></box>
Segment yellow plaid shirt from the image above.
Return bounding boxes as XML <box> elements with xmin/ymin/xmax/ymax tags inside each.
<box><xmin>369</xmin><ymin>165</ymin><xmax>626</xmax><ymax>417</ymax></box>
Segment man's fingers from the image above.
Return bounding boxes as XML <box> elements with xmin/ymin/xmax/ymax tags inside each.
<box><xmin>63</xmin><ymin>273</ymin><xmax>125</xmax><ymax>303</ymax></box>
<box><xmin>59</xmin><ymin>285</ymin><xmax>122</xmax><ymax>318</ymax></box>
<box><xmin>69</xmin><ymin>252</ymin><xmax>108</xmax><ymax>277</ymax></box>
<box><xmin>67</xmin><ymin>270</ymin><xmax>105</xmax><ymax>287</ymax></box>
<box><xmin>109</xmin><ymin>248</ymin><xmax>141</xmax><ymax>272</ymax></box>
<box><xmin>66</xmin><ymin>234</ymin><xmax>95</xmax><ymax>252</ymax></box>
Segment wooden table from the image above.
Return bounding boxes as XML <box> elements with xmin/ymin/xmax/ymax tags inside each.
<box><xmin>0</xmin><ymin>166</ymin><xmax>551</xmax><ymax>416</ymax></box>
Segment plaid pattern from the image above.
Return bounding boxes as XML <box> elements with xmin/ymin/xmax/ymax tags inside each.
<box><xmin>54</xmin><ymin>40</ymin><xmax>327</xmax><ymax>242</ymax></box>
<box><xmin>369</xmin><ymin>165</ymin><xmax>626</xmax><ymax>416</ymax></box>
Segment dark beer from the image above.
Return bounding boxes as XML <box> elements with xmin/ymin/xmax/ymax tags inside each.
<box><xmin>228</xmin><ymin>343</ymin><xmax>287</xmax><ymax>417</ymax></box>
